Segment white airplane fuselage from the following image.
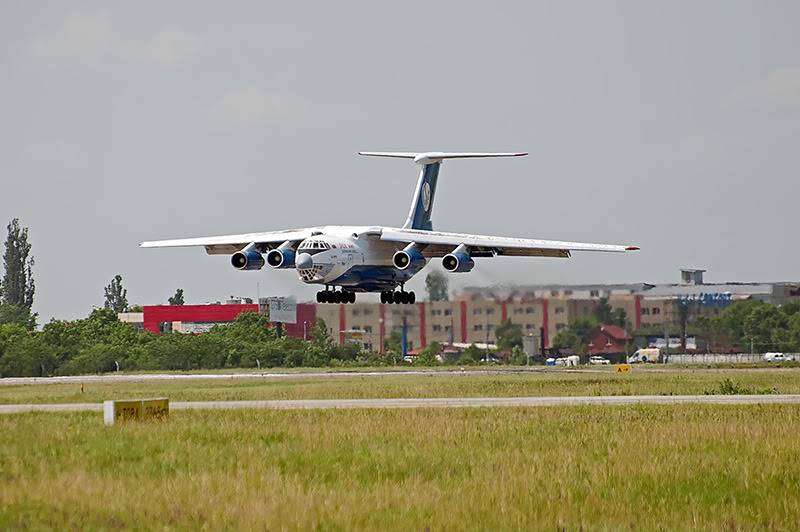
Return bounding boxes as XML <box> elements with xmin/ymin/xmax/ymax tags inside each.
<box><xmin>289</xmin><ymin>226</ymin><xmax>423</xmax><ymax>292</ymax></box>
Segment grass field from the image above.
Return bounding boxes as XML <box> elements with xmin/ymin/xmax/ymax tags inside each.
<box><xmin>1</xmin><ymin>405</ymin><xmax>799</xmax><ymax>529</ymax></box>
<box><xmin>1</xmin><ymin>368</ymin><xmax>799</xmax><ymax>405</ymax></box>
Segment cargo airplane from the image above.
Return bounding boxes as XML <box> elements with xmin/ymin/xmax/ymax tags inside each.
<box><xmin>141</xmin><ymin>152</ymin><xmax>638</xmax><ymax>304</ymax></box>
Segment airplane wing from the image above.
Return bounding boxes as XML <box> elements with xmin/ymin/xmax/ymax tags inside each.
<box><xmin>379</xmin><ymin>228</ymin><xmax>638</xmax><ymax>258</ymax></box>
<box><xmin>140</xmin><ymin>228</ymin><xmax>319</xmax><ymax>255</ymax></box>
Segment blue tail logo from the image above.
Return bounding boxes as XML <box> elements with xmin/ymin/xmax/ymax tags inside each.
<box><xmin>404</xmin><ymin>162</ymin><xmax>440</xmax><ymax>231</ymax></box>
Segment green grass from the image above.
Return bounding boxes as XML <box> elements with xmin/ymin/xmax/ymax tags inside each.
<box><xmin>2</xmin><ymin>368</ymin><xmax>800</xmax><ymax>404</ymax></box>
<box><xmin>1</xmin><ymin>405</ymin><xmax>799</xmax><ymax>529</ymax></box>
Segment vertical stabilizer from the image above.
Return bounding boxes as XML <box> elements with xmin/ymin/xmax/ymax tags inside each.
<box><xmin>404</xmin><ymin>162</ymin><xmax>440</xmax><ymax>230</ymax></box>
<box><xmin>358</xmin><ymin>151</ymin><xmax>527</xmax><ymax>232</ymax></box>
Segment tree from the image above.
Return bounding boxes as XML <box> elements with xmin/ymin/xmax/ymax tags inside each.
<box><xmin>414</xmin><ymin>341</ymin><xmax>440</xmax><ymax>365</ymax></box>
<box><xmin>612</xmin><ymin>308</ymin><xmax>627</xmax><ymax>329</ymax></box>
<box><xmin>495</xmin><ymin>319</ymin><xmax>523</xmax><ymax>351</ymax></box>
<box><xmin>384</xmin><ymin>329</ymin><xmax>402</xmax><ymax>354</ymax></box>
<box><xmin>168</xmin><ymin>288</ymin><xmax>185</xmax><ymax>306</ymax></box>
<box><xmin>103</xmin><ymin>274</ymin><xmax>128</xmax><ymax>313</ymax></box>
<box><xmin>551</xmin><ymin>316</ymin><xmax>600</xmax><ymax>353</ymax></box>
<box><xmin>1</xmin><ymin>218</ymin><xmax>35</xmax><ymax>309</ymax></box>
<box><xmin>743</xmin><ymin>305</ymin><xmax>790</xmax><ymax>353</ymax></box>
<box><xmin>460</xmin><ymin>344</ymin><xmax>482</xmax><ymax>364</ymax></box>
<box><xmin>593</xmin><ymin>298</ymin><xmax>613</xmax><ymax>324</ymax></box>
<box><xmin>310</xmin><ymin>318</ymin><xmax>333</xmax><ymax>350</ymax></box>
<box><xmin>717</xmin><ymin>300</ymin><xmax>768</xmax><ymax>349</ymax></box>
<box><xmin>0</xmin><ymin>304</ymin><xmax>36</xmax><ymax>330</ymax></box>
<box><xmin>425</xmin><ymin>270</ymin><xmax>449</xmax><ymax>301</ymax></box>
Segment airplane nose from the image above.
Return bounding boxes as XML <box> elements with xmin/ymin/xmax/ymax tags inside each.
<box><xmin>296</xmin><ymin>252</ymin><xmax>313</xmax><ymax>270</ymax></box>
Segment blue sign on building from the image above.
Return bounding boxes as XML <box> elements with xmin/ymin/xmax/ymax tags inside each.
<box><xmin>677</xmin><ymin>293</ymin><xmax>733</xmax><ymax>307</ymax></box>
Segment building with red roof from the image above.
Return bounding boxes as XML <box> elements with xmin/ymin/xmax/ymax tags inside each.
<box><xmin>585</xmin><ymin>325</ymin><xmax>632</xmax><ymax>355</ymax></box>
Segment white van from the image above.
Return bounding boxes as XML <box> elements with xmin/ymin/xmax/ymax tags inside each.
<box><xmin>628</xmin><ymin>348</ymin><xmax>661</xmax><ymax>363</ymax></box>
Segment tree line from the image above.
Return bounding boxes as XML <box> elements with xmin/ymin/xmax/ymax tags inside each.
<box><xmin>553</xmin><ymin>297</ymin><xmax>800</xmax><ymax>354</ymax></box>
<box><xmin>0</xmin><ymin>307</ymin><xmax>532</xmax><ymax>376</ymax></box>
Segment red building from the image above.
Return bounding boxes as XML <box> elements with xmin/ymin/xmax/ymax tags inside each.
<box><xmin>142</xmin><ymin>304</ymin><xmax>317</xmax><ymax>339</ymax></box>
<box><xmin>585</xmin><ymin>325</ymin><xmax>632</xmax><ymax>354</ymax></box>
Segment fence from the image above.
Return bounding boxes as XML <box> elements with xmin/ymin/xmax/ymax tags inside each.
<box><xmin>663</xmin><ymin>354</ymin><xmax>769</xmax><ymax>364</ymax></box>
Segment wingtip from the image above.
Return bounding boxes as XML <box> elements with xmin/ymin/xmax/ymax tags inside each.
<box><xmin>625</xmin><ymin>246</ymin><xmax>640</xmax><ymax>251</ymax></box>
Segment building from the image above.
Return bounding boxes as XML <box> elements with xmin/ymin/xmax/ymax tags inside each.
<box><xmin>117</xmin><ymin>269</ymin><xmax>800</xmax><ymax>353</ymax></box>
<box><xmin>119</xmin><ymin>302</ymin><xmax>317</xmax><ymax>339</ymax></box>
<box><xmin>585</xmin><ymin>325</ymin><xmax>632</xmax><ymax>355</ymax></box>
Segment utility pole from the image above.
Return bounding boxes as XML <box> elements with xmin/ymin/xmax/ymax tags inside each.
<box><xmin>485</xmin><ymin>317</ymin><xmax>490</xmax><ymax>362</ymax></box>
<box><xmin>401</xmin><ymin>316</ymin><xmax>408</xmax><ymax>358</ymax></box>
<box><xmin>449</xmin><ymin>315</ymin><xmax>454</xmax><ymax>346</ymax></box>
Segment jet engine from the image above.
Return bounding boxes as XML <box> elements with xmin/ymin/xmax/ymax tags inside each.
<box><xmin>231</xmin><ymin>249</ymin><xmax>265</xmax><ymax>270</ymax></box>
<box><xmin>392</xmin><ymin>244</ymin><xmax>425</xmax><ymax>270</ymax></box>
<box><xmin>442</xmin><ymin>244</ymin><xmax>474</xmax><ymax>273</ymax></box>
<box><xmin>266</xmin><ymin>246</ymin><xmax>296</xmax><ymax>269</ymax></box>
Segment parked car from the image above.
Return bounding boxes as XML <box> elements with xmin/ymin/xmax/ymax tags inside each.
<box><xmin>589</xmin><ymin>356</ymin><xmax>610</xmax><ymax>365</ymax></box>
<box><xmin>764</xmin><ymin>352</ymin><xmax>794</xmax><ymax>362</ymax></box>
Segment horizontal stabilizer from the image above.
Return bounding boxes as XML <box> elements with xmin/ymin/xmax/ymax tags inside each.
<box><xmin>359</xmin><ymin>151</ymin><xmax>527</xmax><ymax>165</ymax></box>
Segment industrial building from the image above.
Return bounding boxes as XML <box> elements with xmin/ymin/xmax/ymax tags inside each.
<box><xmin>118</xmin><ymin>269</ymin><xmax>800</xmax><ymax>353</ymax></box>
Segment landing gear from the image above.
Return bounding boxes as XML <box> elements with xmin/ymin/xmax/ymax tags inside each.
<box><xmin>380</xmin><ymin>289</ymin><xmax>416</xmax><ymax>305</ymax></box>
<box><xmin>316</xmin><ymin>288</ymin><xmax>355</xmax><ymax>304</ymax></box>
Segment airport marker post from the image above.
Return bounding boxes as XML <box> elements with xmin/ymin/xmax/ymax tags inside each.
<box><xmin>103</xmin><ymin>398</ymin><xmax>169</xmax><ymax>426</ymax></box>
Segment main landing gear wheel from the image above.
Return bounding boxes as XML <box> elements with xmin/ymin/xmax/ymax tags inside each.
<box><xmin>380</xmin><ymin>290</ymin><xmax>416</xmax><ymax>304</ymax></box>
<box><xmin>317</xmin><ymin>290</ymin><xmax>355</xmax><ymax>304</ymax></box>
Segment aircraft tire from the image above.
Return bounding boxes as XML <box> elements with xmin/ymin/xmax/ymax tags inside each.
<box><xmin>408</xmin><ymin>291</ymin><xmax>416</xmax><ymax>304</ymax></box>
<box><xmin>386</xmin><ymin>291</ymin><xmax>394</xmax><ymax>304</ymax></box>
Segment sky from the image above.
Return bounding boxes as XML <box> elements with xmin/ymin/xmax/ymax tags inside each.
<box><xmin>1</xmin><ymin>1</ymin><xmax>799</xmax><ymax>321</ymax></box>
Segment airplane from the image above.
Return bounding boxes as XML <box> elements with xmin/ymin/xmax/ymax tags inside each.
<box><xmin>141</xmin><ymin>152</ymin><xmax>638</xmax><ymax>304</ymax></box>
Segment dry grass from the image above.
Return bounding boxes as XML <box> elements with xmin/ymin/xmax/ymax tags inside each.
<box><xmin>1</xmin><ymin>368</ymin><xmax>798</xmax><ymax>405</ymax></box>
<box><xmin>1</xmin><ymin>405</ymin><xmax>800</xmax><ymax>529</ymax></box>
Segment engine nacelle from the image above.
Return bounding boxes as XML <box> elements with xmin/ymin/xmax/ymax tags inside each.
<box><xmin>266</xmin><ymin>248</ymin><xmax>296</xmax><ymax>269</ymax></box>
<box><xmin>231</xmin><ymin>250</ymin><xmax>265</xmax><ymax>270</ymax></box>
<box><xmin>392</xmin><ymin>245</ymin><xmax>425</xmax><ymax>270</ymax></box>
<box><xmin>442</xmin><ymin>246</ymin><xmax>474</xmax><ymax>273</ymax></box>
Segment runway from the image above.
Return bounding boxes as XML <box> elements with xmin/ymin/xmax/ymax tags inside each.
<box><xmin>0</xmin><ymin>368</ymin><xmax>598</xmax><ymax>386</ymax></box>
<box><xmin>2</xmin><ymin>366</ymin><xmax>796</xmax><ymax>386</ymax></box>
<box><xmin>2</xmin><ymin>394</ymin><xmax>800</xmax><ymax>414</ymax></box>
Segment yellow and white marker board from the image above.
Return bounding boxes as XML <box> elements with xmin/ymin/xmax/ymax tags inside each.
<box><xmin>103</xmin><ymin>398</ymin><xmax>169</xmax><ymax>426</ymax></box>
<box><xmin>615</xmin><ymin>364</ymin><xmax>631</xmax><ymax>374</ymax></box>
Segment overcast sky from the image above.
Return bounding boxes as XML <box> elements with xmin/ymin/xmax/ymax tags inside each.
<box><xmin>2</xmin><ymin>1</ymin><xmax>799</xmax><ymax>321</ymax></box>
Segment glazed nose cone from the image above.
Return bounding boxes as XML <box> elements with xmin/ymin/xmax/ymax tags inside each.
<box><xmin>296</xmin><ymin>252</ymin><xmax>313</xmax><ymax>270</ymax></box>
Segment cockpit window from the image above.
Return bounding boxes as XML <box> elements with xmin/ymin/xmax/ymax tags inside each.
<box><xmin>298</xmin><ymin>240</ymin><xmax>331</xmax><ymax>255</ymax></box>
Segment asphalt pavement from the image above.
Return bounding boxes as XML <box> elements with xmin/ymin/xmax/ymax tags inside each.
<box><xmin>2</xmin><ymin>366</ymin><xmax>796</xmax><ymax>386</ymax></box>
<box><xmin>2</xmin><ymin>394</ymin><xmax>800</xmax><ymax>414</ymax></box>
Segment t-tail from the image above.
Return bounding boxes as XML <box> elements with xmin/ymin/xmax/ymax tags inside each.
<box><xmin>358</xmin><ymin>151</ymin><xmax>527</xmax><ymax>231</ymax></box>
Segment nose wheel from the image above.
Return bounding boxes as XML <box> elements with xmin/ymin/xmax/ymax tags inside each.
<box><xmin>316</xmin><ymin>289</ymin><xmax>356</xmax><ymax>304</ymax></box>
<box><xmin>380</xmin><ymin>290</ymin><xmax>416</xmax><ymax>305</ymax></box>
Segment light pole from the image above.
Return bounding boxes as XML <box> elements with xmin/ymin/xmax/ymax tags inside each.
<box><xmin>379</xmin><ymin>317</ymin><xmax>385</xmax><ymax>354</ymax></box>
